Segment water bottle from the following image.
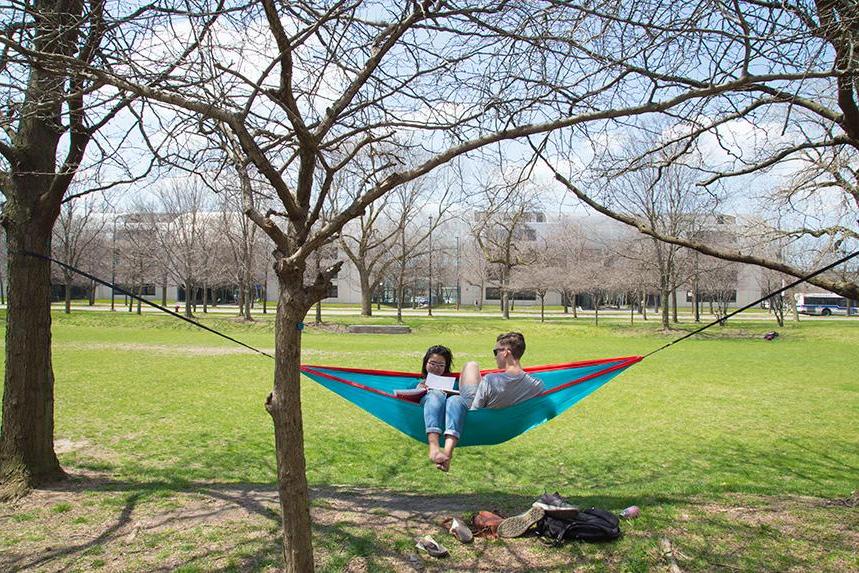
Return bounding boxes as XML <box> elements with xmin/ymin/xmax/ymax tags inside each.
<box><xmin>619</xmin><ymin>505</ymin><xmax>640</xmax><ymax>519</ymax></box>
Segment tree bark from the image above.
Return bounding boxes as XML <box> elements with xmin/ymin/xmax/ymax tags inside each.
<box><xmin>184</xmin><ymin>281</ymin><xmax>193</xmax><ymax>318</ymax></box>
<box><xmin>64</xmin><ymin>273</ymin><xmax>72</xmax><ymax>314</ymax></box>
<box><xmin>358</xmin><ymin>269</ymin><xmax>372</xmax><ymax>317</ymax></box>
<box><xmin>0</xmin><ymin>218</ymin><xmax>65</xmax><ymax>498</ymax></box>
<box><xmin>266</xmin><ymin>270</ymin><xmax>316</xmax><ymax>573</ymax></box>
<box><xmin>671</xmin><ymin>289</ymin><xmax>678</xmax><ymax>323</ymax></box>
<box><xmin>660</xmin><ymin>274</ymin><xmax>671</xmax><ymax>330</ymax></box>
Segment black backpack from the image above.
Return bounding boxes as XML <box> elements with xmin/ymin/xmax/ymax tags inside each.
<box><xmin>535</xmin><ymin>507</ymin><xmax>621</xmax><ymax>544</ymax></box>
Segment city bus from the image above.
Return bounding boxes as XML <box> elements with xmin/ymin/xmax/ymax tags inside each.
<box><xmin>794</xmin><ymin>292</ymin><xmax>855</xmax><ymax>316</ymax></box>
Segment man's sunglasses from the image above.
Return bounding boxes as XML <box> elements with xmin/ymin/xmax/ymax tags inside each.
<box><xmin>493</xmin><ymin>347</ymin><xmax>507</xmax><ymax>356</ymax></box>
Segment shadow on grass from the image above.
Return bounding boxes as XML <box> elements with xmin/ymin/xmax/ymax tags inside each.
<box><xmin>4</xmin><ymin>431</ymin><xmax>857</xmax><ymax>572</ymax></box>
<box><xmin>0</xmin><ymin>472</ymin><xmax>678</xmax><ymax>572</ymax></box>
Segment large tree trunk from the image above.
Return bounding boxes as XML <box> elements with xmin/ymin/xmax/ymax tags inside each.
<box><xmin>267</xmin><ymin>271</ymin><xmax>315</xmax><ymax>572</ymax></box>
<box><xmin>0</xmin><ymin>219</ymin><xmax>65</xmax><ymax>498</ymax></box>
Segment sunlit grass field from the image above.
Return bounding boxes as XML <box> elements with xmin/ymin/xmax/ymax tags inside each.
<box><xmin>1</xmin><ymin>310</ymin><xmax>856</xmax><ymax>572</ymax></box>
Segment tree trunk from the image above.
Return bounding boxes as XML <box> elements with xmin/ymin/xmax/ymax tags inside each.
<box><xmin>359</xmin><ymin>269</ymin><xmax>372</xmax><ymax>317</ymax></box>
<box><xmin>315</xmin><ymin>301</ymin><xmax>322</xmax><ymax>324</ymax></box>
<box><xmin>790</xmin><ymin>293</ymin><xmax>800</xmax><ymax>322</ymax></box>
<box><xmin>502</xmin><ymin>290</ymin><xmax>510</xmax><ymax>319</ymax></box>
<box><xmin>267</xmin><ymin>273</ymin><xmax>316</xmax><ymax>573</ymax></box>
<box><xmin>594</xmin><ymin>294</ymin><xmax>599</xmax><ymax>326</ymax></box>
<box><xmin>660</xmin><ymin>275</ymin><xmax>671</xmax><ymax>329</ymax></box>
<box><xmin>184</xmin><ymin>282</ymin><xmax>193</xmax><ymax>318</ymax></box>
<box><xmin>64</xmin><ymin>274</ymin><xmax>72</xmax><ymax>314</ymax></box>
<box><xmin>396</xmin><ymin>282</ymin><xmax>404</xmax><ymax>323</ymax></box>
<box><xmin>88</xmin><ymin>279</ymin><xmax>96</xmax><ymax>306</ymax></box>
<box><xmin>1</xmin><ymin>220</ymin><xmax>65</xmax><ymax>498</ymax></box>
<box><xmin>540</xmin><ymin>295</ymin><xmax>545</xmax><ymax>323</ymax></box>
<box><xmin>671</xmin><ymin>289</ymin><xmax>678</xmax><ymax>323</ymax></box>
<box><xmin>243</xmin><ymin>265</ymin><xmax>254</xmax><ymax>321</ymax></box>
<box><xmin>162</xmin><ymin>283</ymin><xmax>167</xmax><ymax>307</ymax></box>
<box><xmin>203</xmin><ymin>282</ymin><xmax>208</xmax><ymax>314</ymax></box>
<box><xmin>572</xmin><ymin>293</ymin><xmax>578</xmax><ymax>319</ymax></box>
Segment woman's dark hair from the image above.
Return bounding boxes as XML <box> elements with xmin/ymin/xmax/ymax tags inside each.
<box><xmin>421</xmin><ymin>345</ymin><xmax>453</xmax><ymax>376</ymax></box>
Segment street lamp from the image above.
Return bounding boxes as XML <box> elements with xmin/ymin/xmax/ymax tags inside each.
<box><xmin>428</xmin><ymin>216</ymin><xmax>433</xmax><ymax>317</ymax></box>
<box><xmin>110</xmin><ymin>213</ymin><xmax>118</xmax><ymax>311</ymax></box>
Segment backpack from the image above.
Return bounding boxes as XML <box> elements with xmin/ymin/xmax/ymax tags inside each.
<box><xmin>534</xmin><ymin>507</ymin><xmax>621</xmax><ymax>544</ymax></box>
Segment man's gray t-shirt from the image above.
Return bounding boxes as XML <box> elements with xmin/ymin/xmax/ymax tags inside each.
<box><xmin>469</xmin><ymin>371</ymin><xmax>544</xmax><ymax>409</ymax></box>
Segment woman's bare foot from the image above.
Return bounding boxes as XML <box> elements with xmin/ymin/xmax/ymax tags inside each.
<box><xmin>428</xmin><ymin>445</ymin><xmax>443</xmax><ymax>464</ymax></box>
<box><xmin>436</xmin><ymin>449</ymin><xmax>452</xmax><ymax>471</ymax></box>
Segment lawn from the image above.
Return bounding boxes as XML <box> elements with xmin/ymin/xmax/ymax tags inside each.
<box><xmin>1</xmin><ymin>311</ymin><xmax>857</xmax><ymax>572</ymax></box>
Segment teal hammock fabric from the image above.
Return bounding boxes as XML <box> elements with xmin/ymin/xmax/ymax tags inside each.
<box><xmin>300</xmin><ymin>356</ymin><xmax>642</xmax><ymax>447</ymax></box>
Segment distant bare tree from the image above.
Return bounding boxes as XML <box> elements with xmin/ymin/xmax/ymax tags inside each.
<box><xmin>471</xmin><ymin>178</ymin><xmax>544</xmax><ymax>319</ymax></box>
<box><xmin>146</xmin><ymin>179</ymin><xmax>214</xmax><ymax>318</ymax></box>
<box><xmin>51</xmin><ymin>192</ymin><xmax>110</xmax><ymax>313</ymax></box>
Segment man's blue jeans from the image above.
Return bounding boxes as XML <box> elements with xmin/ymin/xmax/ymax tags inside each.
<box><xmin>421</xmin><ymin>385</ymin><xmax>477</xmax><ymax>440</ymax></box>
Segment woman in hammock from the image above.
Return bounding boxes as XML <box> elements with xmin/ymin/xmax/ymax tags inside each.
<box><xmin>417</xmin><ymin>345</ymin><xmax>458</xmax><ymax>470</ymax></box>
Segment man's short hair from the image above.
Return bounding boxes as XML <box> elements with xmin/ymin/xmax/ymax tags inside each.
<box><xmin>496</xmin><ymin>332</ymin><xmax>526</xmax><ymax>359</ymax></box>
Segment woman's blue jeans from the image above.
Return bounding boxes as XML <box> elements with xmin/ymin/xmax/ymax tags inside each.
<box><xmin>420</xmin><ymin>386</ymin><xmax>476</xmax><ymax>439</ymax></box>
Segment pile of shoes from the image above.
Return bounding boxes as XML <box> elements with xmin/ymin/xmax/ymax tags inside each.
<box><xmin>498</xmin><ymin>492</ymin><xmax>580</xmax><ymax>538</ymax></box>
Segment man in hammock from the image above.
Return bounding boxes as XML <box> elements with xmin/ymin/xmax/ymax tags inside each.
<box><xmin>434</xmin><ymin>332</ymin><xmax>544</xmax><ymax>471</ymax></box>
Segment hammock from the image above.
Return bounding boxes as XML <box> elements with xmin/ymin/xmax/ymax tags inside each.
<box><xmin>300</xmin><ymin>356</ymin><xmax>642</xmax><ymax>447</ymax></box>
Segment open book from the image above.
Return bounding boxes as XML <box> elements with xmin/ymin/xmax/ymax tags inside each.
<box><xmin>394</xmin><ymin>373</ymin><xmax>459</xmax><ymax>402</ymax></box>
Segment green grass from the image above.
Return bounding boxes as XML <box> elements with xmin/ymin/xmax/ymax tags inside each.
<box><xmin>1</xmin><ymin>310</ymin><xmax>857</xmax><ymax>571</ymax></box>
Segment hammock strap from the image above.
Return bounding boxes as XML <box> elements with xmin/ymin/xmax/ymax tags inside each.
<box><xmin>19</xmin><ymin>250</ymin><xmax>273</xmax><ymax>359</ymax></box>
<box><xmin>643</xmin><ymin>249</ymin><xmax>859</xmax><ymax>358</ymax></box>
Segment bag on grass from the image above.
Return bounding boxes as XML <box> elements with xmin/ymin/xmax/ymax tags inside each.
<box><xmin>535</xmin><ymin>507</ymin><xmax>621</xmax><ymax>544</ymax></box>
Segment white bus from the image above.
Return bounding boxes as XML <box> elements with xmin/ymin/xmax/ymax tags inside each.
<box><xmin>794</xmin><ymin>293</ymin><xmax>856</xmax><ymax>316</ymax></box>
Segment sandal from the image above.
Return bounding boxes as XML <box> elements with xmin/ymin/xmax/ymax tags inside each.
<box><xmin>415</xmin><ymin>535</ymin><xmax>449</xmax><ymax>558</ymax></box>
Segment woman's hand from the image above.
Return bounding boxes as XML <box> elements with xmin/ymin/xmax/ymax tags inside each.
<box><xmin>417</xmin><ymin>381</ymin><xmax>428</xmax><ymax>390</ymax></box>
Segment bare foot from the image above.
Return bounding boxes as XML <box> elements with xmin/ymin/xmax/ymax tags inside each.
<box><xmin>436</xmin><ymin>449</ymin><xmax>453</xmax><ymax>471</ymax></box>
<box><xmin>428</xmin><ymin>445</ymin><xmax>443</xmax><ymax>464</ymax></box>
<box><xmin>431</xmin><ymin>450</ymin><xmax>449</xmax><ymax>465</ymax></box>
